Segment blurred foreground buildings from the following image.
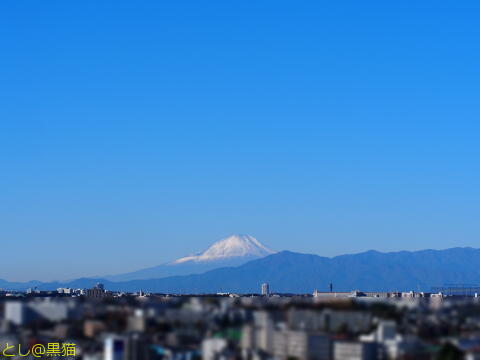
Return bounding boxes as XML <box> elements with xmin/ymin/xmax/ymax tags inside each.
<box><xmin>0</xmin><ymin>285</ymin><xmax>478</xmax><ymax>359</ymax></box>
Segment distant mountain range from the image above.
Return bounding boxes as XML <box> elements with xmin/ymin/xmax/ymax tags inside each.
<box><xmin>4</xmin><ymin>246</ymin><xmax>480</xmax><ymax>293</ymax></box>
<box><xmin>103</xmin><ymin>234</ymin><xmax>276</xmax><ymax>281</ymax></box>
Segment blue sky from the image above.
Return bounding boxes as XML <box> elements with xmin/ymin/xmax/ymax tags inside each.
<box><xmin>1</xmin><ymin>1</ymin><xmax>480</xmax><ymax>281</ymax></box>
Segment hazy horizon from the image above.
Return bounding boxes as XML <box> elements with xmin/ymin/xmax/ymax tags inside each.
<box><xmin>2</xmin><ymin>237</ymin><xmax>479</xmax><ymax>283</ymax></box>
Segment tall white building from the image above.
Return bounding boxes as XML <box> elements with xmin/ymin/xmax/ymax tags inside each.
<box><xmin>261</xmin><ymin>283</ymin><xmax>270</xmax><ymax>296</ymax></box>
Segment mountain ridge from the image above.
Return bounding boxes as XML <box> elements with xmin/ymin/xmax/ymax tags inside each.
<box><xmin>3</xmin><ymin>246</ymin><xmax>480</xmax><ymax>293</ymax></box>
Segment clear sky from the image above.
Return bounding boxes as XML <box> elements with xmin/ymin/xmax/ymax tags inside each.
<box><xmin>1</xmin><ymin>1</ymin><xmax>480</xmax><ymax>281</ymax></box>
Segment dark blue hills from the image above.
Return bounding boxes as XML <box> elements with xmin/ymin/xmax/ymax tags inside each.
<box><xmin>3</xmin><ymin>247</ymin><xmax>480</xmax><ymax>293</ymax></box>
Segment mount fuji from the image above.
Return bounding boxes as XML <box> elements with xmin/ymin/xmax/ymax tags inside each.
<box><xmin>104</xmin><ymin>234</ymin><xmax>275</xmax><ymax>281</ymax></box>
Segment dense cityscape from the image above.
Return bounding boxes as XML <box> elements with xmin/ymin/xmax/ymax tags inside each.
<box><xmin>0</xmin><ymin>283</ymin><xmax>479</xmax><ymax>359</ymax></box>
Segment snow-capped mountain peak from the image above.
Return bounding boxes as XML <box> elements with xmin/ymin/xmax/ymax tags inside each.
<box><xmin>104</xmin><ymin>234</ymin><xmax>276</xmax><ymax>281</ymax></box>
<box><xmin>172</xmin><ymin>234</ymin><xmax>275</xmax><ymax>264</ymax></box>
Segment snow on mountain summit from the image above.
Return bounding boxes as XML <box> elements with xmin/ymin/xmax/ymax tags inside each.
<box><xmin>104</xmin><ymin>234</ymin><xmax>276</xmax><ymax>281</ymax></box>
<box><xmin>172</xmin><ymin>234</ymin><xmax>275</xmax><ymax>264</ymax></box>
